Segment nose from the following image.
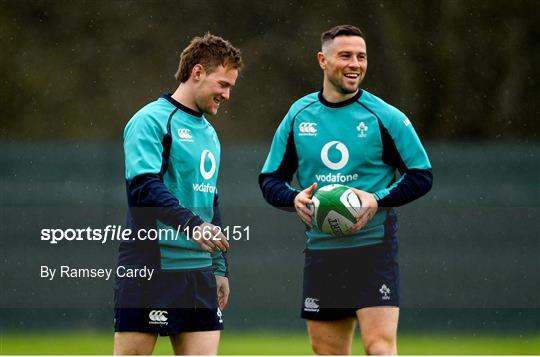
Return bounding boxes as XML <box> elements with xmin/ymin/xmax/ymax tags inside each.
<box><xmin>221</xmin><ymin>88</ymin><xmax>230</xmax><ymax>101</ymax></box>
<box><xmin>349</xmin><ymin>57</ymin><xmax>360</xmax><ymax>68</ymax></box>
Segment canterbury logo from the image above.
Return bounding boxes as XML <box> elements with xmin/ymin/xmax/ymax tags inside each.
<box><xmin>200</xmin><ymin>149</ymin><xmax>217</xmax><ymax>180</ymax></box>
<box><xmin>321</xmin><ymin>141</ymin><xmax>349</xmax><ymax>170</ymax></box>
<box><xmin>304</xmin><ymin>297</ymin><xmax>320</xmax><ymax>311</ymax></box>
<box><xmin>178</xmin><ymin>128</ymin><xmax>193</xmax><ymax>140</ymax></box>
<box><xmin>148</xmin><ymin>310</ymin><xmax>168</xmax><ymax>325</ymax></box>
<box><xmin>299</xmin><ymin>122</ymin><xmax>317</xmax><ymax>136</ymax></box>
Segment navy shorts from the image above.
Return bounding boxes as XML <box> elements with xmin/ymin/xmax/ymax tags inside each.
<box><xmin>114</xmin><ymin>269</ymin><xmax>223</xmax><ymax>335</ymax></box>
<box><xmin>301</xmin><ymin>239</ymin><xmax>400</xmax><ymax>321</ymax></box>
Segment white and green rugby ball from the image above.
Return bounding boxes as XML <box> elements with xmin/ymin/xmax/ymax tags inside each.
<box><xmin>312</xmin><ymin>184</ymin><xmax>362</xmax><ymax>236</ymax></box>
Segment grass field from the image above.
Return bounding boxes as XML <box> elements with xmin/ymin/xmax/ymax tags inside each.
<box><xmin>0</xmin><ymin>331</ymin><xmax>538</xmax><ymax>355</ymax></box>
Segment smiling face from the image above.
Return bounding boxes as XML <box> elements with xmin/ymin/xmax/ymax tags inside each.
<box><xmin>318</xmin><ymin>35</ymin><xmax>367</xmax><ymax>99</ymax></box>
<box><xmin>192</xmin><ymin>64</ymin><xmax>238</xmax><ymax>115</ymax></box>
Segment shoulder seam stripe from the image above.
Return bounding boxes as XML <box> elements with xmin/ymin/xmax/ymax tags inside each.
<box><xmin>356</xmin><ymin>100</ymin><xmax>383</xmax><ymax>123</ymax></box>
<box><xmin>360</xmin><ymin>100</ymin><xmax>408</xmax><ymax>173</ymax></box>
<box><xmin>160</xmin><ymin>108</ymin><xmax>178</xmax><ymax>176</ymax></box>
<box><xmin>284</xmin><ymin>99</ymin><xmax>317</xmax><ymax>171</ymax></box>
<box><xmin>291</xmin><ymin>99</ymin><xmax>319</xmax><ymax>126</ymax></box>
<box><xmin>166</xmin><ymin>108</ymin><xmax>178</xmax><ymax>135</ymax></box>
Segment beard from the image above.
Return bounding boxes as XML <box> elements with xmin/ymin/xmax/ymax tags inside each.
<box><xmin>330</xmin><ymin>76</ymin><xmax>361</xmax><ymax>95</ymax></box>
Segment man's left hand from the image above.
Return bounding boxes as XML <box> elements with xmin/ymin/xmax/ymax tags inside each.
<box><xmin>348</xmin><ymin>189</ymin><xmax>378</xmax><ymax>234</ymax></box>
<box><xmin>216</xmin><ymin>275</ymin><xmax>230</xmax><ymax>310</ymax></box>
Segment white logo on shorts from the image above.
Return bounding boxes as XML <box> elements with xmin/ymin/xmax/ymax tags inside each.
<box><xmin>379</xmin><ymin>284</ymin><xmax>391</xmax><ymax>300</ymax></box>
<box><xmin>217</xmin><ymin>308</ymin><xmax>223</xmax><ymax>323</ymax></box>
<box><xmin>149</xmin><ymin>310</ymin><xmax>168</xmax><ymax>325</ymax></box>
<box><xmin>304</xmin><ymin>297</ymin><xmax>320</xmax><ymax>312</ymax></box>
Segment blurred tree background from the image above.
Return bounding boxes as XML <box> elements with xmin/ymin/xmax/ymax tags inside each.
<box><xmin>1</xmin><ymin>0</ymin><xmax>538</xmax><ymax>142</ymax></box>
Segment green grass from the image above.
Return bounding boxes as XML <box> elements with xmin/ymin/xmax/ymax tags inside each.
<box><xmin>0</xmin><ymin>331</ymin><xmax>538</xmax><ymax>355</ymax></box>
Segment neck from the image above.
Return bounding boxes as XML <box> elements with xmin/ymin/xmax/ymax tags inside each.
<box><xmin>322</xmin><ymin>80</ymin><xmax>358</xmax><ymax>103</ymax></box>
<box><xmin>171</xmin><ymin>83</ymin><xmax>201</xmax><ymax>114</ymax></box>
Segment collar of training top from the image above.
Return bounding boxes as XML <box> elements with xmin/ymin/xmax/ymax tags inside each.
<box><xmin>161</xmin><ymin>93</ymin><xmax>203</xmax><ymax>117</ymax></box>
<box><xmin>318</xmin><ymin>89</ymin><xmax>363</xmax><ymax>108</ymax></box>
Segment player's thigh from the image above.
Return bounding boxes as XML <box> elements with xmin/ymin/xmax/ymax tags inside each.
<box><xmin>169</xmin><ymin>330</ymin><xmax>221</xmax><ymax>355</ymax></box>
<box><xmin>306</xmin><ymin>317</ymin><xmax>357</xmax><ymax>355</ymax></box>
<box><xmin>357</xmin><ymin>307</ymin><xmax>399</xmax><ymax>355</ymax></box>
<box><xmin>113</xmin><ymin>331</ymin><xmax>158</xmax><ymax>355</ymax></box>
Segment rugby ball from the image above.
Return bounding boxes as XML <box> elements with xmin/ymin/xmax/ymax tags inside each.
<box><xmin>312</xmin><ymin>184</ymin><xmax>362</xmax><ymax>236</ymax></box>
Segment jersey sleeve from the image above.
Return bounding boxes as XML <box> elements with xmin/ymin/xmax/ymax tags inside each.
<box><xmin>210</xmin><ymin>193</ymin><xmax>228</xmax><ymax>277</ymax></box>
<box><xmin>212</xmin><ymin>251</ymin><xmax>228</xmax><ymax>277</ymax></box>
<box><xmin>124</xmin><ymin>112</ymin><xmax>165</xmax><ymax>180</ymax></box>
<box><xmin>124</xmin><ymin>112</ymin><xmax>204</xmax><ymax>229</ymax></box>
<box><xmin>258</xmin><ymin>111</ymin><xmax>300</xmax><ymax>210</ymax></box>
<box><xmin>373</xmin><ymin>110</ymin><xmax>433</xmax><ymax>207</ymax></box>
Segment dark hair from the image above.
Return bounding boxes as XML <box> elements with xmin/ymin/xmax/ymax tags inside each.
<box><xmin>321</xmin><ymin>25</ymin><xmax>365</xmax><ymax>49</ymax></box>
<box><xmin>174</xmin><ymin>33</ymin><xmax>243</xmax><ymax>83</ymax></box>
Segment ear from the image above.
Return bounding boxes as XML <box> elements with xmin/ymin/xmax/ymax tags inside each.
<box><xmin>191</xmin><ymin>64</ymin><xmax>205</xmax><ymax>81</ymax></box>
<box><xmin>317</xmin><ymin>51</ymin><xmax>326</xmax><ymax>70</ymax></box>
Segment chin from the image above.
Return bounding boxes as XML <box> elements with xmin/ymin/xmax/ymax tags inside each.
<box><xmin>336</xmin><ymin>82</ymin><xmax>358</xmax><ymax>94</ymax></box>
<box><xmin>199</xmin><ymin>104</ymin><xmax>215</xmax><ymax>116</ymax></box>
<box><xmin>340</xmin><ymin>86</ymin><xmax>358</xmax><ymax>94</ymax></box>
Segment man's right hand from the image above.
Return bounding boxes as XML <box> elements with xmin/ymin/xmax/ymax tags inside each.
<box><xmin>294</xmin><ymin>182</ymin><xmax>317</xmax><ymax>228</ymax></box>
<box><xmin>191</xmin><ymin>222</ymin><xmax>230</xmax><ymax>253</ymax></box>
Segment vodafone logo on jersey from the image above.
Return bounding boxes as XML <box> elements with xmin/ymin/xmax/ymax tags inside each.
<box><xmin>316</xmin><ymin>141</ymin><xmax>358</xmax><ymax>183</ymax></box>
<box><xmin>200</xmin><ymin>150</ymin><xmax>216</xmax><ymax>180</ymax></box>
<box><xmin>193</xmin><ymin>149</ymin><xmax>218</xmax><ymax>194</ymax></box>
<box><xmin>320</xmin><ymin>141</ymin><xmax>349</xmax><ymax>170</ymax></box>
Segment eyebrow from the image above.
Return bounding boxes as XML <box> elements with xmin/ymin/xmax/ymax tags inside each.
<box><xmin>219</xmin><ymin>80</ymin><xmax>234</xmax><ymax>87</ymax></box>
<box><xmin>337</xmin><ymin>51</ymin><xmax>367</xmax><ymax>56</ymax></box>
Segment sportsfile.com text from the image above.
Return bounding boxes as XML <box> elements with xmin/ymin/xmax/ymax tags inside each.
<box><xmin>40</xmin><ymin>225</ymin><xmax>250</xmax><ymax>245</ymax></box>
